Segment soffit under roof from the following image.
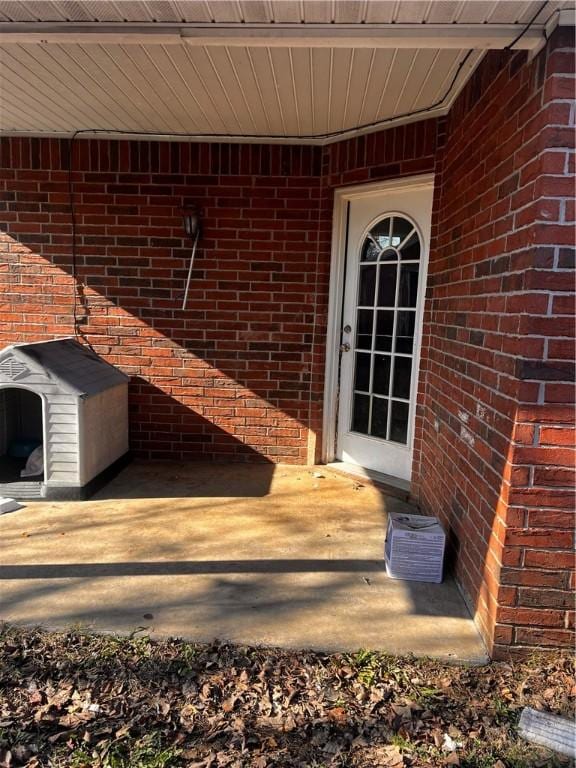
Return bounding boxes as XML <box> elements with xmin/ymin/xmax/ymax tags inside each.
<box><xmin>0</xmin><ymin>1</ymin><xmax>563</xmax><ymax>24</ymax></box>
<box><xmin>0</xmin><ymin>1</ymin><xmax>570</xmax><ymax>144</ymax></box>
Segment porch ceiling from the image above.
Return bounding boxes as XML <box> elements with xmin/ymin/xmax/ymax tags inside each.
<box><xmin>0</xmin><ymin>1</ymin><xmax>571</xmax><ymax>143</ymax></box>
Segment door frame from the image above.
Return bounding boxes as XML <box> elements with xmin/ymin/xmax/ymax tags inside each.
<box><xmin>321</xmin><ymin>173</ymin><xmax>435</xmax><ymax>467</ymax></box>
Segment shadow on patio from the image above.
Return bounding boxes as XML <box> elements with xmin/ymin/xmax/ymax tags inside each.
<box><xmin>0</xmin><ymin>461</ymin><xmax>487</xmax><ymax>662</ymax></box>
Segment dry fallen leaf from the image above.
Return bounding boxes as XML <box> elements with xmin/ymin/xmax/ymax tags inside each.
<box><xmin>327</xmin><ymin>706</ymin><xmax>347</xmax><ymax>724</ymax></box>
<box><xmin>378</xmin><ymin>744</ymin><xmax>404</xmax><ymax>767</ymax></box>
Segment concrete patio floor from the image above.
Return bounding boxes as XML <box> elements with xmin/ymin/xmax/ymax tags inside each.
<box><xmin>0</xmin><ymin>462</ymin><xmax>487</xmax><ymax>662</ymax></box>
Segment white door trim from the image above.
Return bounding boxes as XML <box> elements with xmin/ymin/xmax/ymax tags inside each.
<box><xmin>321</xmin><ymin>173</ymin><xmax>435</xmax><ymax>466</ymax></box>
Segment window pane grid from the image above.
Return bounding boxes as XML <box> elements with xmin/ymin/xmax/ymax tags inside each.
<box><xmin>360</xmin><ymin>259</ymin><xmax>420</xmax><ymax>265</ymax></box>
<box><xmin>351</xmin><ymin>214</ymin><xmax>420</xmax><ymax>445</ymax></box>
<box><xmin>385</xmin><ymin>229</ymin><xmax>402</xmax><ymax>440</ymax></box>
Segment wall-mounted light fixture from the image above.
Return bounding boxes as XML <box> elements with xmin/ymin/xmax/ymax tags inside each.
<box><xmin>181</xmin><ymin>205</ymin><xmax>201</xmax><ymax>310</ymax></box>
<box><xmin>183</xmin><ymin>205</ymin><xmax>200</xmax><ymax>240</ymax></box>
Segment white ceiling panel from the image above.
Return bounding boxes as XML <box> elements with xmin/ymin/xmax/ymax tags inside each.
<box><xmin>332</xmin><ymin>1</ymin><xmax>369</xmax><ymax>24</ymax></box>
<box><xmin>0</xmin><ymin>40</ymin><xmax>482</xmax><ymax>140</ymax></box>
<box><xmin>424</xmin><ymin>2</ymin><xmax>464</xmax><ymax>24</ymax></box>
<box><xmin>393</xmin><ymin>2</ymin><xmax>431</xmax><ymax>24</ymax></box>
<box><xmin>169</xmin><ymin>2</ymin><xmax>213</xmax><ymax>22</ymax></box>
<box><xmin>236</xmin><ymin>1</ymin><xmax>271</xmax><ymax>23</ymax></box>
<box><xmin>266</xmin><ymin>1</ymin><xmax>302</xmax><ymax>23</ymax></box>
<box><xmin>310</xmin><ymin>47</ymin><xmax>331</xmax><ymax>134</ymax></box>
<box><xmin>206</xmin><ymin>1</ymin><xmax>244</xmax><ymax>22</ymax></box>
<box><xmin>355</xmin><ymin>47</ymin><xmax>395</xmax><ymax>125</ymax></box>
<box><xmin>0</xmin><ymin>0</ymin><xmax>561</xmax><ymax>24</ymax></box>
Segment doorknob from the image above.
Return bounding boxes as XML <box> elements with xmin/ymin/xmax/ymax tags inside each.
<box><xmin>340</xmin><ymin>342</ymin><xmax>351</xmax><ymax>352</ymax></box>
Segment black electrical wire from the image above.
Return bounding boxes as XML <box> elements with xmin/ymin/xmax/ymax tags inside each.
<box><xmin>505</xmin><ymin>0</ymin><xmax>549</xmax><ymax>50</ymax></box>
<box><xmin>66</xmin><ymin>138</ymin><xmax>80</xmax><ymax>340</ymax></box>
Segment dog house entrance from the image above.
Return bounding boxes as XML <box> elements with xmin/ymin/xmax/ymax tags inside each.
<box><xmin>0</xmin><ymin>387</ymin><xmax>44</xmax><ymax>494</ymax></box>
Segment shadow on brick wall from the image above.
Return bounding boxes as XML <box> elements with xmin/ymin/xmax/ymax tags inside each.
<box><xmin>0</xmin><ymin>205</ymin><xmax>318</xmax><ymax>465</ymax></box>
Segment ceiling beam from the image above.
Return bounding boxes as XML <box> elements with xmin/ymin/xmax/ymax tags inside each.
<box><xmin>0</xmin><ymin>22</ymin><xmax>548</xmax><ymax>50</ymax></box>
<box><xmin>181</xmin><ymin>24</ymin><xmax>544</xmax><ymax>49</ymax></box>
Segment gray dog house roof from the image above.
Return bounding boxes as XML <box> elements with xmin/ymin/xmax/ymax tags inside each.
<box><xmin>0</xmin><ymin>338</ymin><xmax>129</xmax><ymax>397</ymax></box>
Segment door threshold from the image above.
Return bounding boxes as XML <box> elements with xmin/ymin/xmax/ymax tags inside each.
<box><xmin>325</xmin><ymin>462</ymin><xmax>411</xmax><ymax>501</ymax></box>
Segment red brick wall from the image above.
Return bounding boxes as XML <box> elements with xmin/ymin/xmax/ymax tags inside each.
<box><xmin>495</xmin><ymin>28</ymin><xmax>576</xmax><ymax>658</ymax></box>
<box><xmin>414</xmin><ymin>28</ymin><xmax>575</xmax><ymax>657</ymax></box>
<box><xmin>499</xmin><ymin>404</ymin><xmax>575</xmax><ymax>653</ymax></box>
<box><xmin>0</xmin><ymin>142</ymin><xmax>324</xmax><ymax>462</ymax></box>
<box><xmin>0</xmin><ymin>122</ymin><xmax>438</xmax><ymax>465</ymax></box>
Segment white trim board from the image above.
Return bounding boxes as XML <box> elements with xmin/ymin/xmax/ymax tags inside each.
<box><xmin>0</xmin><ymin>22</ymin><xmax>550</xmax><ymax>49</ymax></box>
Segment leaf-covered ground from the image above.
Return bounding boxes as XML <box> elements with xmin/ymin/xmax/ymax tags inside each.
<box><xmin>0</xmin><ymin>624</ymin><xmax>573</xmax><ymax>768</ymax></box>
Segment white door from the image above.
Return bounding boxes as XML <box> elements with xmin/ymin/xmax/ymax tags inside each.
<box><xmin>336</xmin><ymin>182</ymin><xmax>433</xmax><ymax>482</ymax></box>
